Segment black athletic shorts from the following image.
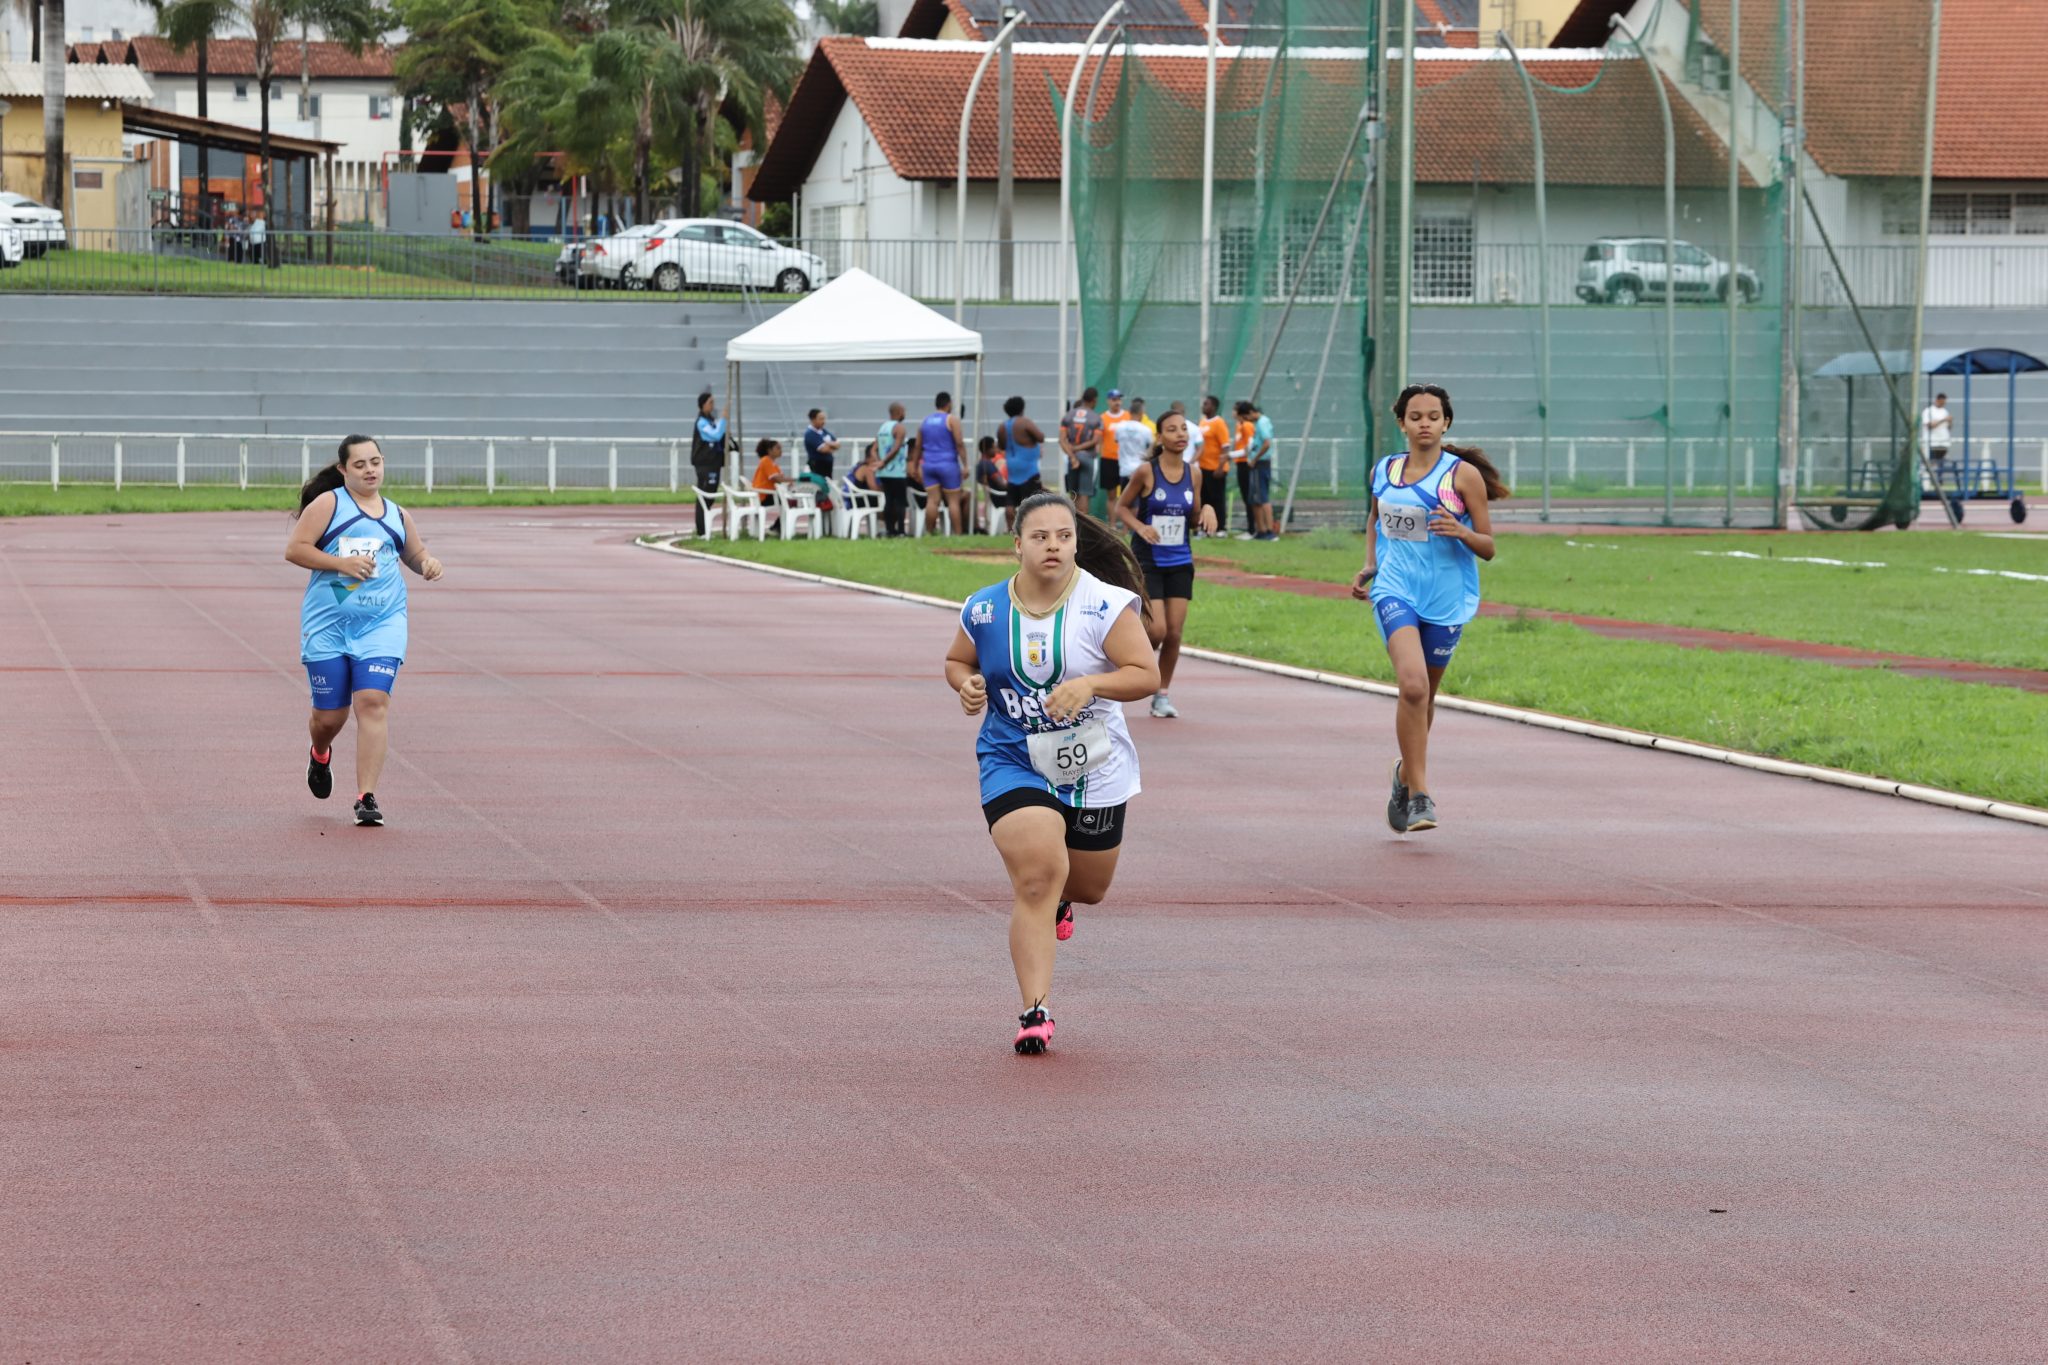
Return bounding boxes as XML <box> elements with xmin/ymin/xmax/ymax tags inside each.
<box><xmin>981</xmin><ymin>787</ymin><xmax>1127</xmax><ymax>851</ymax></box>
<box><xmin>1144</xmin><ymin>562</ymin><xmax>1195</xmax><ymax>602</ymax></box>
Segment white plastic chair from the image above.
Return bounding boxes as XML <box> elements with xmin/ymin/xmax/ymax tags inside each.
<box><xmin>720</xmin><ymin>480</ymin><xmax>768</xmax><ymax>540</ymax></box>
<box><xmin>838</xmin><ymin>476</ymin><xmax>882</xmax><ymax>539</ymax></box>
<box><xmin>695</xmin><ymin>483</ymin><xmax>729</xmax><ymax>539</ymax></box>
<box><xmin>984</xmin><ymin>499</ymin><xmax>1009</xmax><ymax>536</ymax></box>
<box><xmin>907</xmin><ymin>485</ymin><xmax>952</xmax><ymax>538</ymax></box>
<box><xmin>776</xmin><ymin>483</ymin><xmax>823</xmax><ymax>541</ymax></box>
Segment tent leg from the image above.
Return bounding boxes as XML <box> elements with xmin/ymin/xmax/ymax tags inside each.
<box><xmin>729</xmin><ymin>359</ymin><xmax>741</xmax><ymax>488</ymax></box>
<box><xmin>974</xmin><ymin>354</ymin><xmax>986</xmax><ymax>534</ymax></box>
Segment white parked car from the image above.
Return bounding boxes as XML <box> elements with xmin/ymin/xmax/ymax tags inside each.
<box><xmin>621</xmin><ymin>218</ymin><xmax>827</xmax><ymax>294</ymax></box>
<box><xmin>1577</xmin><ymin>236</ymin><xmax>1758</xmax><ymax>305</ymax></box>
<box><xmin>563</xmin><ymin>223</ymin><xmax>660</xmax><ymax>286</ymax></box>
<box><xmin>0</xmin><ymin>191</ymin><xmax>67</xmax><ymax>255</ymax></box>
<box><xmin>0</xmin><ymin>225</ymin><xmax>23</xmax><ymax>267</ymax></box>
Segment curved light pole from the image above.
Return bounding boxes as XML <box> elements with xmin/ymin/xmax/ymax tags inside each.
<box><xmin>1500</xmin><ymin>33</ymin><xmax>1552</xmax><ymax>521</ymax></box>
<box><xmin>1610</xmin><ymin>8</ymin><xmax>1677</xmax><ymax>525</ymax></box>
<box><xmin>1198</xmin><ymin>1</ymin><xmax>1219</xmax><ymax>394</ymax></box>
<box><xmin>1059</xmin><ymin>1</ymin><xmax>1126</xmax><ymax>420</ymax></box>
<box><xmin>957</xmin><ymin>6</ymin><xmax>1032</xmax><ymax>406</ymax></box>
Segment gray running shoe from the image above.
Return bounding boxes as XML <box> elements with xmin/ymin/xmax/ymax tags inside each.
<box><xmin>1386</xmin><ymin>759</ymin><xmax>1408</xmax><ymax>832</ymax></box>
<box><xmin>1150</xmin><ymin>692</ymin><xmax>1178</xmax><ymax>719</ymax></box>
<box><xmin>1404</xmin><ymin>793</ymin><xmax>1438</xmax><ymax>832</ymax></box>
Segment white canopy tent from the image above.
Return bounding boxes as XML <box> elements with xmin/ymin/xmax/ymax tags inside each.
<box><xmin>724</xmin><ymin>269</ymin><xmax>988</xmax><ymax>527</ymax></box>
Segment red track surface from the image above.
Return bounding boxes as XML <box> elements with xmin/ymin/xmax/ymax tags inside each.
<box><xmin>3</xmin><ymin>507</ymin><xmax>2044</xmax><ymax>1363</ymax></box>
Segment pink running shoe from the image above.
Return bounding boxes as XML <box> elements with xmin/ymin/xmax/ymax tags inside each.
<box><xmin>1013</xmin><ymin>1005</ymin><xmax>1055</xmax><ymax>1055</ymax></box>
<box><xmin>1055</xmin><ymin>900</ymin><xmax>1074</xmax><ymax>942</ymax></box>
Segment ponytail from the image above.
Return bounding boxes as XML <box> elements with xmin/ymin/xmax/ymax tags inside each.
<box><xmin>1012</xmin><ymin>490</ymin><xmax>1151</xmax><ymax>611</ymax></box>
<box><xmin>1445</xmin><ymin>443</ymin><xmax>1511</xmax><ymax>501</ymax></box>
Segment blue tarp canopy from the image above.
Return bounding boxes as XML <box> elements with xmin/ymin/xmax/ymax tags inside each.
<box><xmin>1814</xmin><ymin>347</ymin><xmax>2048</xmax><ymax>378</ymax></box>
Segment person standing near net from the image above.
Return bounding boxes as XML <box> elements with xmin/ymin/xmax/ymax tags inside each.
<box><xmin>920</xmin><ymin>392</ymin><xmax>967</xmax><ymax>536</ymax></box>
<box><xmin>1112</xmin><ymin>397</ymin><xmax>1156</xmax><ymax>496</ymax></box>
<box><xmin>877</xmin><ymin>402</ymin><xmax>913</xmax><ymax>537</ymax></box>
<box><xmin>1231</xmin><ymin>401</ymin><xmax>1258</xmax><ymax>538</ymax></box>
<box><xmin>1351</xmin><ymin>384</ymin><xmax>1507</xmax><ymax>834</ymax></box>
<box><xmin>1116</xmin><ymin>408</ymin><xmax>1216</xmax><ymax>718</ymax></box>
<box><xmin>1097</xmin><ymin>390</ymin><xmax>1130</xmax><ymax>503</ymax></box>
<box><xmin>1197</xmin><ymin>395</ymin><xmax>1232</xmax><ymax>537</ymax></box>
<box><xmin>1242</xmin><ymin>400</ymin><xmax>1279</xmax><ymax>540</ymax></box>
<box><xmin>944</xmin><ymin>492</ymin><xmax>1158</xmax><ymax>1054</ymax></box>
<box><xmin>1060</xmin><ymin>386</ymin><xmax>1101</xmax><ymax>501</ymax></box>
<box><xmin>1002</xmin><ymin>395</ymin><xmax>1047</xmax><ymax>506</ymax></box>
<box><xmin>690</xmin><ymin>391</ymin><xmax>729</xmax><ymax>537</ymax></box>
<box><xmin>287</xmin><ymin>436</ymin><xmax>444</xmax><ymax>828</ymax></box>
<box><xmin>1921</xmin><ymin>392</ymin><xmax>1952</xmax><ymax>465</ymax></box>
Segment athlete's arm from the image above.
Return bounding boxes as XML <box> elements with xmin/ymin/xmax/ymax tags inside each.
<box><xmin>945</xmin><ymin>626</ymin><xmax>987</xmax><ymax>715</ymax></box>
<box><xmin>1043</xmin><ymin>605</ymin><xmax>1160</xmax><ymax>722</ymax></box>
<box><xmin>1352</xmin><ymin>490</ymin><xmax>1380</xmax><ymax>600</ymax></box>
<box><xmin>397</xmin><ymin>508</ymin><xmax>445</xmax><ymax>581</ymax></box>
<box><xmin>1429</xmin><ymin>463</ymin><xmax>1496</xmax><ymax>561</ymax></box>
<box><xmin>284</xmin><ymin>492</ymin><xmax>373</xmax><ymax>580</ymax></box>
<box><xmin>1114</xmin><ymin>465</ymin><xmax>1158</xmax><ymax>541</ymax></box>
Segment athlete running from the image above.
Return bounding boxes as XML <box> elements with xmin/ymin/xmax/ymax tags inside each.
<box><xmin>1350</xmin><ymin>384</ymin><xmax>1508</xmax><ymax>833</ymax></box>
<box><xmin>286</xmin><ymin>435</ymin><xmax>444</xmax><ymax>827</ymax></box>
<box><xmin>944</xmin><ymin>492</ymin><xmax>1159</xmax><ymax>1053</ymax></box>
<box><xmin>1115</xmin><ymin>408</ymin><xmax>1216</xmax><ymax>718</ymax></box>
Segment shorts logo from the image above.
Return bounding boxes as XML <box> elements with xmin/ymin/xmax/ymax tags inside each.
<box><xmin>1077</xmin><ymin>809</ymin><xmax>1101</xmax><ymax>831</ymax></box>
<box><xmin>367</xmin><ymin>663</ymin><xmax>396</xmax><ymax>676</ymax></box>
<box><xmin>970</xmin><ymin>600</ymin><xmax>995</xmax><ymax>626</ymax></box>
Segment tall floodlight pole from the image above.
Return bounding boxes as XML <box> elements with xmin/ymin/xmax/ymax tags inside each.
<box><xmin>958</xmin><ymin>7</ymin><xmax>1031</xmax><ymax>402</ymax></box>
<box><xmin>1198</xmin><ymin>0</ymin><xmax>1219</xmax><ymax>394</ymax></box>
<box><xmin>1500</xmin><ymin>34</ymin><xmax>1552</xmax><ymax>521</ymax></box>
<box><xmin>1909</xmin><ymin>0</ymin><xmax>1947</xmax><ymax>525</ymax></box>
<box><xmin>1395</xmin><ymin>0</ymin><xmax>1417</xmax><ymax>386</ymax></box>
<box><xmin>1059</xmin><ymin>2</ymin><xmax>1125</xmax><ymax>419</ymax></box>
<box><xmin>1725</xmin><ymin>0</ymin><xmax>1742</xmax><ymax>527</ymax></box>
<box><xmin>1776</xmin><ymin>0</ymin><xmax>1804</xmax><ymax>526</ymax></box>
<box><xmin>998</xmin><ymin>4</ymin><xmax>1018</xmax><ymax>302</ymax></box>
<box><xmin>1611</xmin><ymin>10</ymin><xmax>1677</xmax><ymax>526</ymax></box>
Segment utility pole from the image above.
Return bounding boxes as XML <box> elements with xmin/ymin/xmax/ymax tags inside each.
<box><xmin>998</xmin><ymin>4</ymin><xmax>1017</xmax><ymax>301</ymax></box>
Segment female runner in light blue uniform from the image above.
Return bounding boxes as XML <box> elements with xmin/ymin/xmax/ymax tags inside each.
<box><xmin>1351</xmin><ymin>384</ymin><xmax>1507</xmax><ymax>834</ymax></box>
<box><xmin>286</xmin><ymin>435</ymin><xmax>443</xmax><ymax>826</ymax></box>
<box><xmin>944</xmin><ymin>491</ymin><xmax>1158</xmax><ymax>1053</ymax></box>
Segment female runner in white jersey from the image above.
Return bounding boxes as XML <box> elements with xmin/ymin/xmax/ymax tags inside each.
<box><xmin>286</xmin><ymin>436</ymin><xmax>443</xmax><ymax>826</ymax></box>
<box><xmin>1350</xmin><ymin>384</ymin><xmax>1508</xmax><ymax>834</ymax></box>
<box><xmin>944</xmin><ymin>492</ymin><xmax>1159</xmax><ymax>1053</ymax></box>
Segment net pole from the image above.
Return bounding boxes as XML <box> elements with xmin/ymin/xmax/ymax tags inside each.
<box><xmin>1058</xmin><ymin>2</ymin><xmax>1125</xmax><ymax>427</ymax></box>
<box><xmin>1281</xmin><ymin>167</ymin><xmax>1376</xmax><ymax>529</ymax></box>
<box><xmin>956</xmin><ymin>8</ymin><xmax>1029</xmax><ymax>402</ymax></box>
<box><xmin>1610</xmin><ymin>11</ymin><xmax>1676</xmax><ymax>526</ymax></box>
<box><xmin>1247</xmin><ymin>99</ymin><xmax>1373</xmax><ymax>403</ymax></box>
<box><xmin>1500</xmin><ymin>36</ymin><xmax>1551</xmax><ymax>522</ymax></box>
<box><xmin>1908</xmin><ymin>0</ymin><xmax>1951</xmax><ymax>527</ymax></box>
<box><xmin>1777</xmin><ymin>0</ymin><xmax>1804</xmax><ymax>527</ymax></box>
<box><xmin>1724</xmin><ymin>0</ymin><xmax>1741</xmax><ymax>527</ymax></box>
<box><xmin>1395</xmin><ymin>5</ymin><xmax>1417</xmax><ymax>386</ymax></box>
<box><xmin>1198</xmin><ymin>0</ymin><xmax>1218</xmax><ymax>395</ymax></box>
<box><xmin>1080</xmin><ymin>25</ymin><xmax>1127</xmax><ymax>393</ymax></box>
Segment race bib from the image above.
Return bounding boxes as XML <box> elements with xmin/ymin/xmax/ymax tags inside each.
<box><xmin>1153</xmin><ymin>515</ymin><xmax>1187</xmax><ymax>548</ymax></box>
<box><xmin>1027</xmin><ymin>715</ymin><xmax>1112</xmax><ymax>786</ymax></box>
<box><xmin>339</xmin><ymin>534</ymin><xmax>382</xmax><ymax>577</ymax></box>
<box><xmin>1379</xmin><ymin>505</ymin><xmax>1428</xmax><ymax>542</ymax></box>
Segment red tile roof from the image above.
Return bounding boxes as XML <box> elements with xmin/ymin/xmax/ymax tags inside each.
<box><xmin>751</xmin><ymin>42</ymin><xmax>1752</xmax><ymax>201</ymax></box>
<box><xmin>69</xmin><ymin>36</ymin><xmax>396</xmax><ymax>80</ymax></box>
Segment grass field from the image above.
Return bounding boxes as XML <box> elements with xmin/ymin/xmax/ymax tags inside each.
<box><xmin>0</xmin><ymin>485</ymin><xmax>698</xmax><ymax>517</ymax></box>
<box><xmin>682</xmin><ymin>535</ymin><xmax>2048</xmax><ymax>810</ymax></box>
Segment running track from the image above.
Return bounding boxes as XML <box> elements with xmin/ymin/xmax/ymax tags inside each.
<box><xmin>2</xmin><ymin>507</ymin><xmax>2043</xmax><ymax>1362</ymax></box>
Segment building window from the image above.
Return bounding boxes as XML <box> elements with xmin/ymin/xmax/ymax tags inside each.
<box><xmin>1217</xmin><ymin>226</ymin><xmax>1254</xmax><ymax>299</ymax></box>
<box><xmin>1919</xmin><ymin>190</ymin><xmax>2048</xmax><ymax>237</ymax></box>
<box><xmin>2019</xmin><ymin>194</ymin><xmax>2048</xmax><ymax>235</ymax></box>
<box><xmin>369</xmin><ymin>95</ymin><xmax>394</xmax><ymax>120</ymax></box>
<box><xmin>272</xmin><ymin>84</ymin><xmax>285</xmax><ymax>100</ymax></box>
<box><xmin>1412</xmin><ymin>213</ymin><xmax>1475</xmax><ymax>302</ymax></box>
<box><xmin>234</xmin><ymin>81</ymin><xmax>250</xmax><ymax>100</ymax></box>
<box><xmin>301</xmin><ymin>93</ymin><xmax>322</xmax><ymax>119</ymax></box>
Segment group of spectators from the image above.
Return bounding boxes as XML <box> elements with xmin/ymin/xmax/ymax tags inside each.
<box><xmin>1056</xmin><ymin>387</ymin><xmax>1280</xmax><ymax>540</ymax></box>
<box><xmin>684</xmin><ymin>386</ymin><xmax>1282</xmax><ymax>540</ymax></box>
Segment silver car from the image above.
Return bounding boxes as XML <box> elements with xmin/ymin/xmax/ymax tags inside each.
<box><xmin>1577</xmin><ymin>237</ymin><xmax>1758</xmax><ymax>305</ymax></box>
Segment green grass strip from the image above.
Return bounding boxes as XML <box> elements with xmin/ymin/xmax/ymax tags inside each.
<box><xmin>686</xmin><ymin>537</ymin><xmax>2048</xmax><ymax>811</ymax></box>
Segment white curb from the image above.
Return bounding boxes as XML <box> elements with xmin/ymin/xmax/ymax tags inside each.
<box><xmin>635</xmin><ymin>536</ymin><xmax>2048</xmax><ymax>830</ymax></box>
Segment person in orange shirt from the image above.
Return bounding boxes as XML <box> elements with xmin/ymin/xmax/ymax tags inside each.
<box><xmin>750</xmin><ymin>437</ymin><xmax>793</xmax><ymax>530</ymax></box>
<box><xmin>1196</xmin><ymin>394</ymin><xmax>1231</xmax><ymax>538</ymax></box>
<box><xmin>1231</xmin><ymin>405</ymin><xmax>1257</xmax><ymax>538</ymax></box>
<box><xmin>1097</xmin><ymin>389</ymin><xmax>1129</xmax><ymax>502</ymax></box>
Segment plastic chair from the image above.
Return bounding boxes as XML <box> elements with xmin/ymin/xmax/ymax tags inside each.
<box><xmin>776</xmin><ymin>483</ymin><xmax>823</xmax><ymax>541</ymax></box>
<box><xmin>720</xmin><ymin>481</ymin><xmax>769</xmax><ymax>541</ymax></box>
<box><xmin>838</xmin><ymin>476</ymin><xmax>882</xmax><ymax>539</ymax></box>
<box><xmin>695</xmin><ymin>483</ymin><xmax>729</xmax><ymax>539</ymax></box>
<box><xmin>907</xmin><ymin>485</ymin><xmax>953</xmax><ymax>538</ymax></box>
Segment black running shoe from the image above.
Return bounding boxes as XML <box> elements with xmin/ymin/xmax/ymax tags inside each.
<box><xmin>353</xmin><ymin>793</ymin><xmax>384</xmax><ymax>827</ymax></box>
<box><xmin>1056</xmin><ymin>900</ymin><xmax>1074</xmax><ymax>942</ymax></box>
<box><xmin>1387</xmin><ymin>759</ymin><xmax>1409</xmax><ymax>833</ymax></box>
<box><xmin>1014</xmin><ymin>1005</ymin><xmax>1055</xmax><ymax>1054</ymax></box>
<box><xmin>1405</xmin><ymin>793</ymin><xmax>1438</xmax><ymax>832</ymax></box>
<box><xmin>307</xmin><ymin>747</ymin><xmax>333</xmax><ymax>800</ymax></box>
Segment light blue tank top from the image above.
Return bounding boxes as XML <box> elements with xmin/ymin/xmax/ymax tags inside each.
<box><xmin>1134</xmin><ymin>456</ymin><xmax>1196</xmax><ymax>568</ymax></box>
<box><xmin>1369</xmin><ymin>452</ymin><xmax>1480</xmax><ymax>626</ymax></box>
<box><xmin>920</xmin><ymin>411</ymin><xmax>959</xmax><ymax>464</ymax></box>
<box><xmin>300</xmin><ymin>490</ymin><xmax>409</xmax><ymax>660</ymax></box>
<box><xmin>878</xmin><ymin>418</ymin><xmax>907</xmax><ymax>477</ymax></box>
<box><xmin>1004</xmin><ymin>418</ymin><xmax>1042</xmax><ymax>484</ymax></box>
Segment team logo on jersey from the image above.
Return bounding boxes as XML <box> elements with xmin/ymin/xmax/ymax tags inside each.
<box><xmin>970</xmin><ymin>599</ymin><xmax>995</xmax><ymax>625</ymax></box>
<box><xmin>1079</xmin><ymin>599</ymin><xmax>1109</xmax><ymax>620</ymax></box>
<box><xmin>1024</xmin><ymin>631</ymin><xmax>1049</xmax><ymax>667</ymax></box>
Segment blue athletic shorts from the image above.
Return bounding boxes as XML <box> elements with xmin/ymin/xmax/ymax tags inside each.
<box><xmin>1372</xmin><ymin>596</ymin><xmax>1464</xmax><ymax>667</ymax></box>
<box><xmin>306</xmin><ymin>655</ymin><xmax>401</xmax><ymax>708</ymax></box>
<box><xmin>922</xmin><ymin>457</ymin><xmax>963</xmax><ymax>491</ymax></box>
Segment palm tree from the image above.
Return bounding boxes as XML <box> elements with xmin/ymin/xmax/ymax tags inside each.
<box><xmin>495</xmin><ymin>31</ymin><xmax>632</xmax><ymax>233</ymax></box>
<box><xmin>650</xmin><ymin>0</ymin><xmax>800</xmax><ymax>219</ymax></box>
<box><xmin>811</xmin><ymin>0</ymin><xmax>878</xmax><ymax>38</ymax></box>
<box><xmin>153</xmin><ymin>0</ymin><xmax>236</xmax><ymax>225</ymax></box>
<box><xmin>11</xmin><ymin>0</ymin><xmax>42</xmax><ymax>62</ymax></box>
<box><xmin>393</xmin><ymin>0</ymin><xmax>548</xmax><ymax>237</ymax></box>
<box><xmin>39</xmin><ymin>0</ymin><xmax>62</xmax><ymax>212</ymax></box>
